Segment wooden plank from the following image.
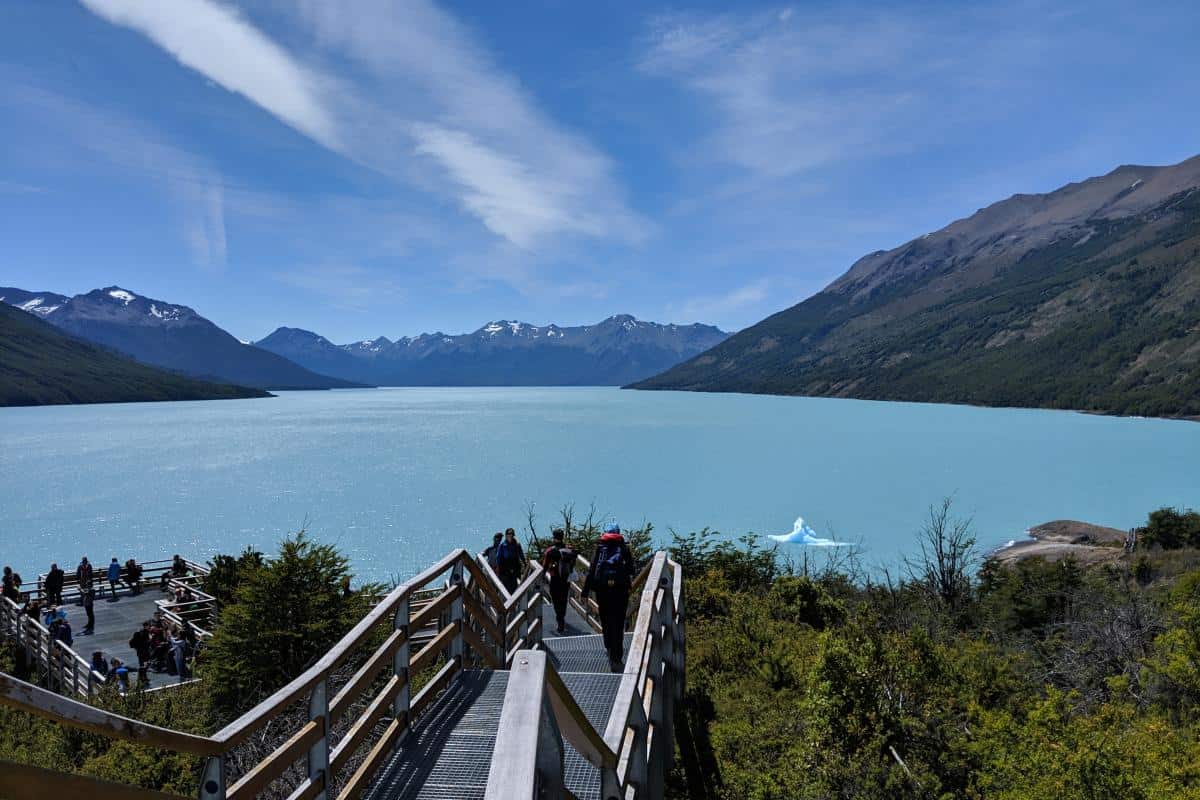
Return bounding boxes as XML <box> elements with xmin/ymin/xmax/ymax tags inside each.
<box><xmin>463</xmin><ymin>556</ymin><xmax>507</xmax><ymax>609</ymax></box>
<box><xmin>410</xmin><ymin>621</ymin><xmax>459</xmax><ymax>676</ymax></box>
<box><xmin>330</xmin><ymin>674</ymin><xmax>404</xmax><ymax>774</ymax></box>
<box><xmin>410</xmin><ymin>658</ymin><xmax>459</xmax><ymax>719</ymax></box>
<box><xmin>409</xmin><ymin>584</ymin><xmax>460</xmax><ymax>632</ymax></box>
<box><xmin>0</xmin><ymin>761</ymin><xmax>190</xmax><ymax>800</ymax></box>
<box><xmin>284</xmin><ymin>773</ymin><xmax>326</xmax><ymax>800</ymax></box>
<box><xmin>461</xmin><ymin>621</ymin><xmax>502</xmax><ymax>669</ymax></box>
<box><xmin>545</xmin><ymin>662</ymin><xmax>618</xmax><ymax>770</ymax></box>
<box><xmin>603</xmin><ymin>553</ymin><xmax>665</xmax><ymax>752</ymax></box>
<box><xmin>328</xmin><ymin>628</ymin><xmax>406</xmax><ymax>723</ymax></box>
<box><xmin>462</xmin><ymin>594</ymin><xmax>504</xmax><ymax>644</ymax></box>
<box><xmin>336</xmin><ymin>717</ymin><xmax>401</xmax><ymax>800</ymax></box>
<box><xmin>227</xmin><ymin>719</ymin><xmax>322</xmax><ymax>800</ymax></box>
<box><xmin>214</xmin><ymin>549</ymin><xmax>466</xmax><ymax>747</ymax></box>
<box><xmin>484</xmin><ymin>651</ymin><xmax>549</xmax><ymax>799</ymax></box>
<box><xmin>0</xmin><ymin>674</ymin><xmax>221</xmax><ymax>756</ymax></box>
<box><xmin>503</xmin><ymin>566</ymin><xmax>544</xmax><ymax>612</ymax></box>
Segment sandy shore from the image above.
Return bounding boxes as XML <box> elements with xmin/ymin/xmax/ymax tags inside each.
<box><xmin>989</xmin><ymin>519</ymin><xmax>1130</xmax><ymax>565</ymax></box>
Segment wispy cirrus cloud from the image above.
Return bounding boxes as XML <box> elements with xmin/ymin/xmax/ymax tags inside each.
<box><xmin>79</xmin><ymin>0</ymin><xmax>338</xmax><ymax>148</ymax></box>
<box><xmin>637</xmin><ymin>5</ymin><xmax>1050</xmax><ymax>181</ymax></box>
<box><xmin>670</xmin><ymin>279</ymin><xmax>771</xmax><ymax>327</ymax></box>
<box><xmin>4</xmin><ymin>82</ymin><xmax>230</xmax><ymax>268</ymax></box>
<box><xmin>273</xmin><ymin>264</ymin><xmax>405</xmax><ymax>316</ymax></box>
<box><xmin>79</xmin><ymin>0</ymin><xmax>644</xmax><ymax>253</ymax></box>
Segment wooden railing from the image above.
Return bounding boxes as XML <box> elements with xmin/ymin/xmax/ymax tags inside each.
<box><xmin>33</xmin><ymin>558</ymin><xmax>210</xmax><ymax>606</ymax></box>
<box><xmin>486</xmin><ymin>551</ymin><xmax>685</xmax><ymax>800</ymax></box>
<box><xmin>0</xmin><ymin>548</ymin><xmax>544</xmax><ymax>800</ymax></box>
<box><xmin>0</xmin><ymin>597</ymin><xmax>104</xmax><ymax>700</ymax></box>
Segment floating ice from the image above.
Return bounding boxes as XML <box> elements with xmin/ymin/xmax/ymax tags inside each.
<box><xmin>768</xmin><ymin>515</ymin><xmax>853</xmax><ymax>547</ymax></box>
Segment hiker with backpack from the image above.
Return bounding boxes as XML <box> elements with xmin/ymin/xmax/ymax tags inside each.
<box><xmin>496</xmin><ymin>528</ymin><xmax>525</xmax><ymax>594</ymax></box>
<box><xmin>541</xmin><ymin>528</ymin><xmax>578</xmax><ymax>635</ymax></box>
<box><xmin>584</xmin><ymin>522</ymin><xmax>635</xmax><ymax>672</ymax></box>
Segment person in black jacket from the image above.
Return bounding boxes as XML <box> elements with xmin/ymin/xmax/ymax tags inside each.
<box><xmin>496</xmin><ymin>528</ymin><xmax>525</xmax><ymax>594</ymax></box>
<box><xmin>45</xmin><ymin>563</ymin><xmax>65</xmax><ymax>605</ymax></box>
<box><xmin>584</xmin><ymin>523</ymin><xmax>635</xmax><ymax>672</ymax></box>
<box><xmin>541</xmin><ymin>529</ymin><xmax>578</xmax><ymax>635</ymax></box>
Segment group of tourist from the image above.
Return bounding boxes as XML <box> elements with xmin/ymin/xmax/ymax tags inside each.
<box><xmin>485</xmin><ymin>523</ymin><xmax>635</xmax><ymax>672</ymax></box>
<box><xmin>127</xmin><ymin>613</ymin><xmax>199</xmax><ymax>683</ymax></box>
<box><xmin>3</xmin><ymin>553</ymin><xmax>201</xmax><ymax>694</ymax></box>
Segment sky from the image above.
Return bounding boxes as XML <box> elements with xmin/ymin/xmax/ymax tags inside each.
<box><xmin>1</xmin><ymin>0</ymin><xmax>1198</xmax><ymax>343</ymax></box>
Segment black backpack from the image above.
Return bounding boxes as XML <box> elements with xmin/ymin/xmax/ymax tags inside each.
<box><xmin>593</xmin><ymin>542</ymin><xmax>629</xmax><ymax>591</ymax></box>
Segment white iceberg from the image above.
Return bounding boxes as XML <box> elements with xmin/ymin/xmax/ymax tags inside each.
<box><xmin>768</xmin><ymin>516</ymin><xmax>854</xmax><ymax>547</ymax></box>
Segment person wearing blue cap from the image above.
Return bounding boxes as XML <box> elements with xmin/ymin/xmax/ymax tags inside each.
<box><xmin>584</xmin><ymin>522</ymin><xmax>635</xmax><ymax>671</ymax></box>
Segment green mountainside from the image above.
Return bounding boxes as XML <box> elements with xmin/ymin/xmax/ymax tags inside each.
<box><xmin>0</xmin><ymin>304</ymin><xmax>269</xmax><ymax>407</ymax></box>
<box><xmin>633</xmin><ymin>158</ymin><xmax>1200</xmax><ymax>418</ymax></box>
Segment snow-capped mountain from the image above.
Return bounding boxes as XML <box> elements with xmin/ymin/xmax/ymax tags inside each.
<box><xmin>256</xmin><ymin>315</ymin><xmax>730</xmax><ymax>386</ymax></box>
<box><xmin>0</xmin><ymin>288</ymin><xmax>70</xmax><ymax>317</ymax></box>
<box><xmin>1</xmin><ymin>286</ymin><xmax>360</xmax><ymax>390</ymax></box>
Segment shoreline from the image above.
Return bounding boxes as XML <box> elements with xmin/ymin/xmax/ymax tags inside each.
<box><xmin>987</xmin><ymin>519</ymin><xmax>1130</xmax><ymax>565</ymax></box>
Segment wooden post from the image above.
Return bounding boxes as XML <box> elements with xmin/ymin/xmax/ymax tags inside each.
<box><xmin>198</xmin><ymin>755</ymin><xmax>226</xmax><ymax>800</ymax></box>
<box><xmin>393</xmin><ymin>596</ymin><xmax>411</xmax><ymax>749</ymax></box>
<box><xmin>450</xmin><ymin>561</ymin><xmax>464</xmax><ymax>664</ymax></box>
<box><xmin>484</xmin><ymin>650</ymin><xmax>563</xmax><ymax>800</ymax></box>
<box><xmin>307</xmin><ymin>678</ymin><xmax>330</xmax><ymax>800</ymax></box>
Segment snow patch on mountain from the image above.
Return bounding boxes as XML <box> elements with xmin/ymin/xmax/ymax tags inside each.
<box><xmin>108</xmin><ymin>289</ymin><xmax>136</xmax><ymax>305</ymax></box>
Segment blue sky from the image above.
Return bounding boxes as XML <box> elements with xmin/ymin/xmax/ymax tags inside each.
<box><xmin>1</xmin><ymin>0</ymin><xmax>1198</xmax><ymax>343</ymax></box>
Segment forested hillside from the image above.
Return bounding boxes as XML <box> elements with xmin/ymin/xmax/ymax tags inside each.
<box><xmin>635</xmin><ymin>158</ymin><xmax>1200</xmax><ymax>418</ymax></box>
<box><xmin>0</xmin><ymin>304</ymin><xmax>268</xmax><ymax>406</ymax></box>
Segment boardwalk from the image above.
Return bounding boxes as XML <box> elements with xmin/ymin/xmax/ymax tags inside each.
<box><xmin>0</xmin><ymin>549</ymin><xmax>684</xmax><ymax>800</ymax></box>
<box><xmin>66</xmin><ymin>587</ymin><xmax>184</xmax><ymax>690</ymax></box>
<box><xmin>365</xmin><ymin>601</ymin><xmax>629</xmax><ymax>800</ymax></box>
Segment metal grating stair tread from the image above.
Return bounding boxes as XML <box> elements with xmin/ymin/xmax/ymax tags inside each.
<box><xmin>365</xmin><ymin>625</ymin><xmax>627</xmax><ymax>800</ymax></box>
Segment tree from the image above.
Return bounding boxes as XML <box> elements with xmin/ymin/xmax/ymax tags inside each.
<box><xmin>905</xmin><ymin>497</ymin><xmax>978</xmax><ymax>614</ymax></box>
<box><xmin>201</xmin><ymin>532</ymin><xmax>372</xmax><ymax>712</ymax></box>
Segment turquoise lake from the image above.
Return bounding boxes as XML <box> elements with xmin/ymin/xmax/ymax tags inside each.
<box><xmin>1</xmin><ymin>387</ymin><xmax>1196</xmax><ymax>581</ymax></box>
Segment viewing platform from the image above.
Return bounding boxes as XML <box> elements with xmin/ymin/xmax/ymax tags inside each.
<box><xmin>0</xmin><ymin>557</ymin><xmax>213</xmax><ymax>697</ymax></box>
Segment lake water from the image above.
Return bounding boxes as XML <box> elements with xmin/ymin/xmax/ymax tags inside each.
<box><xmin>2</xmin><ymin>388</ymin><xmax>1196</xmax><ymax>582</ymax></box>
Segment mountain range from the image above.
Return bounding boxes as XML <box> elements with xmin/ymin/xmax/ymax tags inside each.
<box><xmin>634</xmin><ymin>155</ymin><xmax>1200</xmax><ymax>418</ymax></box>
<box><xmin>1</xmin><ymin>285</ymin><xmax>727</xmax><ymax>395</ymax></box>
<box><xmin>0</xmin><ymin>302</ymin><xmax>268</xmax><ymax>406</ymax></box>
<box><xmin>255</xmin><ymin>316</ymin><xmax>729</xmax><ymax>386</ymax></box>
<box><xmin>0</xmin><ymin>286</ymin><xmax>360</xmax><ymax>391</ymax></box>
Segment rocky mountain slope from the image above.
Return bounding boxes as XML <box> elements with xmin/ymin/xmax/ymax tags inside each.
<box><xmin>256</xmin><ymin>315</ymin><xmax>729</xmax><ymax>386</ymax></box>
<box><xmin>0</xmin><ymin>303</ymin><xmax>269</xmax><ymax>406</ymax></box>
<box><xmin>633</xmin><ymin>156</ymin><xmax>1200</xmax><ymax>418</ymax></box>
<box><xmin>0</xmin><ymin>287</ymin><xmax>361</xmax><ymax>391</ymax></box>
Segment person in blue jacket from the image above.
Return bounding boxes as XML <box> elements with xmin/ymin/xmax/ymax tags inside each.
<box><xmin>106</xmin><ymin>557</ymin><xmax>121</xmax><ymax>599</ymax></box>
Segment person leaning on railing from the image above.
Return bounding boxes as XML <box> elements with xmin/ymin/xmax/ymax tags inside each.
<box><xmin>160</xmin><ymin>554</ymin><xmax>189</xmax><ymax>590</ymax></box>
<box><xmin>45</xmin><ymin>562</ymin><xmax>65</xmax><ymax>605</ymax></box>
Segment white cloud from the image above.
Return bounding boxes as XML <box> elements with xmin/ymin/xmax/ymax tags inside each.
<box><xmin>638</xmin><ymin>6</ymin><xmax>1048</xmax><ymax>182</ymax></box>
<box><xmin>79</xmin><ymin>0</ymin><xmax>643</xmax><ymax>252</ymax></box>
<box><xmin>79</xmin><ymin>0</ymin><xmax>338</xmax><ymax>148</ymax></box>
<box><xmin>672</xmin><ymin>279</ymin><xmax>771</xmax><ymax>325</ymax></box>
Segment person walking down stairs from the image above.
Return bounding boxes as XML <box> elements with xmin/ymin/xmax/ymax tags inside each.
<box><xmin>584</xmin><ymin>522</ymin><xmax>635</xmax><ymax>672</ymax></box>
<box><xmin>541</xmin><ymin>528</ymin><xmax>578</xmax><ymax>634</ymax></box>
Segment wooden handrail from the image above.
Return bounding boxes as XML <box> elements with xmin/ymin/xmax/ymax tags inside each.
<box><xmin>212</xmin><ymin>548</ymin><xmax>465</xmax><ymax>747</ymax></box>
<box><xmin>0</xmin><ymin>546</ymin><xmax>615</xmax><ymax>800</ymax></box>
<box><xmin>0</xmin><ymin>761</ymin><xmax>192</xmax><ymax>800</ymax></box>
<box><xmin>0</xmin><ymin>673</ymin><xmax>222</xmax><ymax>756</ymax></box>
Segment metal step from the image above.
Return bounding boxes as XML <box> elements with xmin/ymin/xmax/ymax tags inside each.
<box><xmin>364</xmin><ymin>671</ymin><xmax>507</xmax><ymax>800</ymax></box>
<box><xmin>543</xmin><ymin>633</ymin><xmax>634</xmax><ymax>673</ymax></box>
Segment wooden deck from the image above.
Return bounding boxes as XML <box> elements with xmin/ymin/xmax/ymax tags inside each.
<box><xmin>67</xmin><ymin>587</ymin><xmax>184</xmax><ymax>690</ymax></box>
